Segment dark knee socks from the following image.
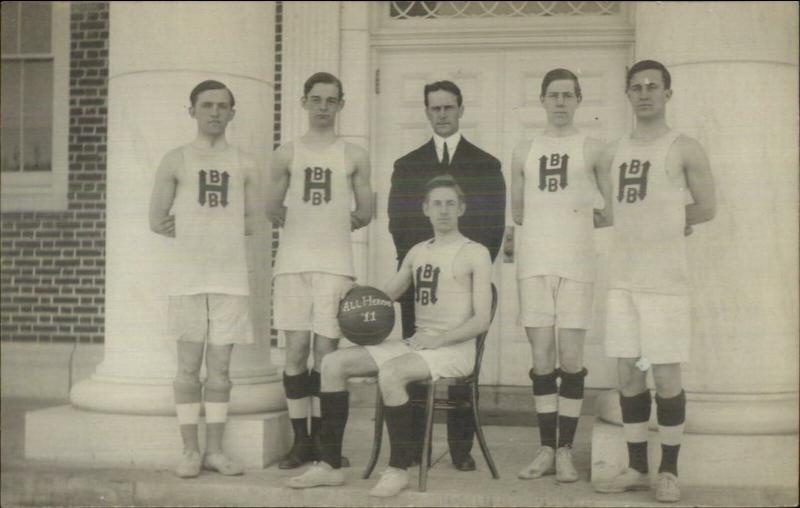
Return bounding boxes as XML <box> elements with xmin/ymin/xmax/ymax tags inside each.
<box><xmin>620</xmin><ymin>390</ymin><xmax>652</xmax><ymax>473</ymax></box>
<box><xmin>656</xmin><ymin>390</ymin><xmax>686</xmax><ymax>476</ymax></box>
<box><xmin>283</xmin><ymin>371</ymin><xmax>311</xmax><ymax>443</ymax></box>
<box><xmin>531</xmin><ymin>369</ymin><xmax>558</xmax><ymax>449</ymax></box>
<box><xmin>384</xmin><ymin>400</ymin><xmax>415</xmax><ymax>469</ymax></box>
<box><xmin>557</xmin><ymin>368</ymin><xmax>587</xmax><ymax>448</ymax></box>
<box><xmin>318</xmin><ymin>391</ymin><xmax>349</xmax><ymax>469</ymax></box>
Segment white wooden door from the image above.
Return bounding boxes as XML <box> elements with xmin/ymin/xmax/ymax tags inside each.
<box><xmin>371</xmin><ymin>45</ymin><xmax>630</xmax><ymax>387</ymax></box>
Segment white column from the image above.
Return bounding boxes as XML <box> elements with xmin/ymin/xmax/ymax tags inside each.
<box><xmin>70</xmin><ymin>2</ymin><xmax>285</xmax><ymax>416</ymax></box>
<box><xmin>593</xmin><ymin>1</ymin><xmax>798</xmax><ymax>488</ymax></box>
<box><xmin>340</xmin><ymin>1</ymin><xmax>372</xmax><ymax>284</ymax></box>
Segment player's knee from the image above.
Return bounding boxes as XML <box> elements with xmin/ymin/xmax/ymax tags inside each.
<box><xmin>205</xmin><ymin>375</ymin><xmax>233</xmax><ymax>394</ymax></box>
<box><xmin>284</xmin><ymin>341</ymin><xmax>311</xmax><ymax>370</ymax></box>
<box><xmin>173</xmin><ymin>374</ymin><xmax>201</xmax><ymax>393</ymax></box>
<box><xmin>559</xmin><ymin>351</ymin><xmax>583</xmax><ymax>373</ymax></box>
<box><xmin>652</xmin><ymin>367</ymin><xmax>682</xmax><ymax>398</ymax></box>
<box><xmin>377</xmin><ymin>362</ymin><xmax>402</xmax><ymax>389</ymax></box>
<box><xmin>320</xmin><ymin>352</ymin><xmax>347</xmax><ymax>384</ymax></box>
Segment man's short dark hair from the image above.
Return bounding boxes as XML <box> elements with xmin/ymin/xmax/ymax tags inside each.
<box><xmin>424</xmin><ymin>80</ymin><xmax>463</xmax><ymax>107</ymax></box>
<box><xmin>626</xmin><ymin>60</ymin><xmax>672</xmax><ymax>90</ymax></box>
<box><xmin>541</xmin><ymin>68</ymin><xmax>582</xmax><ymax>99</ymax></box>
<box><xmin>424</xmin><ymin>175</ymin><xmax>465</xmax><ymax>203</ymax></box>
<box><xmin>304</xmin><ymin>72</ymin><xmax>344</xmax><ymax>100</ymax></box>
<box><xmin>190</xmin><ymin>80</ymin><xmax>235</xmax><ymax>107</ymax></box>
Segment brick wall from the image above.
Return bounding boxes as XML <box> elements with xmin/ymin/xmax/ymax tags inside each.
<box><xmin>0</xmin><ymin>2</ymin><xmax>109</xmax><ymax>344</ymax></box>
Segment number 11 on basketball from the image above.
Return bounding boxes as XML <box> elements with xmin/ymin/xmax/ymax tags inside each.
<box><xmin>363</xmin><ymin>311</ymin><xmax>376</xmax><ymax>322</ymax></box>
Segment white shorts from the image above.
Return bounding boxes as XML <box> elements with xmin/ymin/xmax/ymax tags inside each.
<box><xmin>273</xmin><ymin>272</ymin><xmax>353</xmax><ymax>339</ymax></box>
<box><xmin>168</xmin><ymin>293</ymin><xmax>254</xmax><ymax>345</ymax></box>
<box><xmin>518</xmin><ymin>275</ymin><xmax>594</xmax><ymax>329</ymax></box>
<box><xmin>364</xmin><ymin>338</ymin><xmax>476</xmax><ymax>382</ymax></box>
<box><xmin>604</xmin><ymin>289</ymin><xmax>691</xmax><ymax>364</ymax></box>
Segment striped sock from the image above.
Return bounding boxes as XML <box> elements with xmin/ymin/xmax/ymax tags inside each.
<box><xmin>531</xmin><ymin>369</ymin><xmax>559</xmax><ymax>449</ymax></box>
<box><xmin>620</xmin><ymin>390</ymin><xmax>652</xmax><ymax>473</ymax></box>
<box><xmin>308</xmin><ymin>369</ymin><xmax>322</xmax><ymax>437</ymax></box>
<box><xmin>557</xmin><ymin>367</ymin><xmax>587</xmax><ymax>448</ymax></box>
<box><xmin>176</xmin><ymin>402</ymin><xmax>201</xmax><ymax>425</ymax></box>
<box><xmin>656</xmin><ymin>390</ymin><xmax>686</xmax><ymax>476</ymax></box>
<box><xmin>283</xmin><ymin>371</ymin><xmax>311</xmax><ymax>443</ymax></box>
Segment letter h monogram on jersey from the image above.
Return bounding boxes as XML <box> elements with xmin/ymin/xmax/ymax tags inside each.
<box><xmin>198</xmin><ymin>170</ymin><xmax>229</xmax><ymax>207</ymax></box>
<box><xmin>539</xmin><ymin>153</ymin><xmax>569</xmax><ymax>192</ymax></box>
<box><xmin>415</xmin><ymin>264</ymin><xmax>440</xmax><ymax>306</ymax></box>
<box><xmin>617</xmin><ymin>159</ymin><xmax>650</xmax><ymax>203</ymax></box>
<box><xmin>303</xmin><ymin>166</ymin><xmax>332</xmax><ymax>205</ymax></box>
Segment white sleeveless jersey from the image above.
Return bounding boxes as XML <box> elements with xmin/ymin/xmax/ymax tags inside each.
<box><xmin>410</xmin><ymin>237</ymin><xmax>476</xmax><ymax>337</ymax></box>
<box><xmin>517</xmin><ymin>133</ymin><xmax>601</xmax><ymax>282</ymax></box>
<box><xmin>273</xmin><ymin>139</ymin><xmax>355</xmax><ymax>278</ymax></box>
<box><xmin>608</xmin><ymin>130</ymin><xmax>689</xmax><ymax>294</ymax></box>
<box><xmin>170</xmin><ymin>144</ymin><xmax>249</xmax><ymax>296</ymax></box>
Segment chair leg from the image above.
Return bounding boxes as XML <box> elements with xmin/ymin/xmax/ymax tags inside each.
<box><xmin>363</xmin><ymin>386</ymin><xmax>384</xmax><ymax>479</ymax></box>
<box><xmin>418</xmin><ymin>384</ymin><xmax>436</xmax><ymax>492</ymax></box>
<box><xmin>471</xmin><ymin>383</ymin><xmax>499</xmax><ymax>479</ymax></box>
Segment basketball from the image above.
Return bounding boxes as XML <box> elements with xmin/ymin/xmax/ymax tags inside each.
<box><xmin>338</xmin><ymin>286</ymin><xmax>395</xmax><ymax>346</ymax></box>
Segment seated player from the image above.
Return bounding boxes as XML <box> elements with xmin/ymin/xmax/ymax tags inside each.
<box><xmin>286</xmin><ymin>175</ymin><xmax>492</xmax><ymax>497</ymax></box>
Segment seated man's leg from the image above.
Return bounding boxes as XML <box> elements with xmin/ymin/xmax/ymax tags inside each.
<box><xmin>203</xmin><ymin>343</ymin><xmax>243</xmax><ymax>475</ymax></box>
<box><xmin>287</xmin><ymin>347</ymin><xmax>378</xmax><ymax>489</ymax></box>
<box><xmin>398</xmin><ymin>287</ymin><xmax>427</xmax><ymax>464</ymax></box>
<box><xmin>371</xmin><ymin>353</ymin><xmax>432</xmax><ymax>497</ymax></box>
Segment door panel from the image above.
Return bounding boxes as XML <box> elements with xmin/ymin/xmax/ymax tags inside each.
<box><xmin>371</xmin><ymin>45</ymin><xmax>630</xmax><ymax>387</ymax></box>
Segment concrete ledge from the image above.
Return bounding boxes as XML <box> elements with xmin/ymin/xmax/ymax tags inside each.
<box><xmin>0</xmin><ymin>343</ymin><xmax>103</xmax><ymax>400</ymax></box>
<box><xmin>591</xmin><ymin>418</ymin><xmax>800</xmax><ymax>488</ymax></box>
<box><xmin>25</xmin><ymin>405</ymin><xmax>291</xmax><ymax>469</ymax></box>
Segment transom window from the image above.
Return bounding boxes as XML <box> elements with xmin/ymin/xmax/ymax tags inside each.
<box><xmin>389</xmin><ymin>1</ymin><xmax>621</xmax><ymax>19</ymax></box>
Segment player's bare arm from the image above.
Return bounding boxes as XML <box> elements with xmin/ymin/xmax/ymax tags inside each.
<box><xmin>347</xmin><ymin>142</ymin><xmax>373</xmax><ymax>231</ymax></box>
<box><xmin>412</xmin><ymin>244</ymin><xmax>492</xmax><ymax>349</ymax></box>
<box><xmin>590</xmin><ymin>137</ymin><xmax>615</xmax><ymax>228</ymax></box>
<box><xmin>510</xmin><ymin>139</ymin><xmax>532</xmax><ymax>226</ymax></box>
<box><xmin>266</xmin><ymin>143</ymin><xmax>292</xmax><ymax>228</ymax></box>
<box><xmin>149</xmin><ymin>148</ymin><xmax>181</xmax><ymax>238</ymax></box>
<box><xmin>382</xmin><ymin>247</ymin><xmax>415</xmax><ymax>301</ymax></box>
<box><xmin>679</xmin><ymin>135</ymin><xmax>716</xmax><ymax>233</ymax></box>
<box><xmin>242</xmin><ymin>152</ymin><xmax>262</xmax><ymax>236</ymax></box>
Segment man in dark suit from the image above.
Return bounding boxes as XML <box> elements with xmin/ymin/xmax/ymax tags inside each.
<box><xmin>387</xmin><ymin>80</ymin><xmax>506</xmax><ymax>471</ymax></box>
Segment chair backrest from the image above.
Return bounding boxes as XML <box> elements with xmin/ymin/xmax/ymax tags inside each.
<box><xmin>471</xmin><ymin>282</ymin><xmax>498</xmax><ymax>381</ymax></box>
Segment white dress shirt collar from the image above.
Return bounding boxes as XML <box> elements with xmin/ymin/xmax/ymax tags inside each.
<box><xmin>433</xmin><ymin>132</ymin><xmax>462</xmax><ymax>163</ymax></box>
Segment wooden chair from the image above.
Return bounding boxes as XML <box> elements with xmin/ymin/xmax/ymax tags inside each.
<box><xmin>363</xmin><ymin>283</ymin><xmax>500</xmax><ymax>491</ymax></box>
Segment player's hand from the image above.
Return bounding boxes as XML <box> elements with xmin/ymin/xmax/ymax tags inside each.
<box><xmin>406</xmin><ymin>332</ymin><xmax>440</xmax><ymax>350</ymax></box>
<box><xmin>270</xmin><ymin>206</ymin><xmax>287</xmax><ymax>228</ymax></box>
<box><xmin>154</xmin><ymin>215</ymin><xmax>175</xmax><ymax>238</ymax></box>
<box><xmin>684</xmin><ymin>224</ymin><xmax>693</xmax><ymax>236</ymax></box>
<box><xmin>350</xmin><ymin>211</ymin><xmax>370</xmax><ymax>231</ymax></box>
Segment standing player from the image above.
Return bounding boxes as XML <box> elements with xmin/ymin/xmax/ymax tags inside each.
<box><xmin>287</xmin><ymin>175</ymin><xmax>492</xmax><ymax>498</ymax></box>
<box><xmin>511</xmin><ymin>68</ymin><xmax>612</xmax><ymax>483</ymax></box>
<box><xmin>266</xmin><ymin>72</ymin><xmax>372</xmax><ymax>469</ymax></box>
<box><xmin>593</xmin><ymin>60</ymin><xmax>715</xmax><ymax>502</ymax></box>
<box><xmin>149</xmin><ymin>80</ymin><xmax>258</xmax><ymax>478</ymax></box>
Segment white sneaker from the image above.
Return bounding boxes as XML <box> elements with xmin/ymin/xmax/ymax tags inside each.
<box><xmin>518</xmin><ymin>446</ymin><xmax>555</xmax><ymax>479</ymax></box>
<box><xmin>286</xmin><ymin>462</ymin><xmax>345</xmax><ymax>489</ymax></box>
<box><xmin>175</xmin><ymin>449</ymin><xmax>202</xmax><ymax>478</ymax></box>
<box><xmin>203</xmin><ymin>452</ymin><xmax>244</xmax><ymax>476</ymax></box>
<box><xmin>594</xmin><ymin>467</ymin><xmax>650</xmax><ymax>493</ymax></box>
<box><xmin>655</xmin><ymin>472</ymin><xmax>680</xmax><ymax>503</ymax></box>
<box><xmin>555</xmin><ymin>447</ymin><xmax>579</xmax><ymax>483</ymax></box>
<box><xmin>369</xmin><ymin>467</ymin><xmax>409</xmax><ymax>498</ymax></box>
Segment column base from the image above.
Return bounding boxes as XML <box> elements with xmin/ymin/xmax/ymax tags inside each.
<box><xmin>25</xmin><ymin>405</ymin><xmax>291</xmax><ymax>469</ymax></box>
<box><xmin>70</xmin><ymin>376</ymin><xmax>287</xmax><ymax>416</ymax></box>
<box><xmin>591</xmin><ymin>418</ymin><xmax>799</xmax><ymax>488</ymax></box>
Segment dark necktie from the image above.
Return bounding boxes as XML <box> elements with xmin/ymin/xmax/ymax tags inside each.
<box><xmin>442</xmin><ymin>141</ymin><xmax>450</xmax><ymax>168</ymax></box>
